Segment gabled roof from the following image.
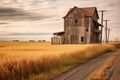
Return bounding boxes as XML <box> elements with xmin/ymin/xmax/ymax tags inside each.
<box><xmin>63</xmin><ymin>6</ymin><xmax>99</xmax><ymax>19</ymax></box>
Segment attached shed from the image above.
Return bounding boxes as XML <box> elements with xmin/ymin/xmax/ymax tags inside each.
<box><xmin>51</xmin><ymin>31</ymin><xmax>65</xmax><ymax>44</ymax></box>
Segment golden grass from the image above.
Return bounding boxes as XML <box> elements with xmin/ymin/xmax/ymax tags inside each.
<box><xmin>0</xmin><ymin>42</ymin><xmax>117</xmax><ymax>80</ymax></box>
<box><xmin>89</xmin><ymin>50</ymin><xmax>120</xmax><ymax>80</ymax></box>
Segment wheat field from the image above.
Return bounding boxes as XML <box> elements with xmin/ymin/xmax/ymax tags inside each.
<box><xmin>0</xmin><ymin>42</ymin><xmax>116</xmax><ymax>80</ymax></box>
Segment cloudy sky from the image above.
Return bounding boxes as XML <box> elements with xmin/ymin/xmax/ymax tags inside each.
<box><xmin>0</xmin><ymin>0</ymin><xmax>119</xmax><ymax>41</ymax></box>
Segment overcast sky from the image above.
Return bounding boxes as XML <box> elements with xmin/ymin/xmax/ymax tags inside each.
<box><xmin>0</xmin><ymin>0</ymin><xmax>119</xmax><ymax>41</ymax></box>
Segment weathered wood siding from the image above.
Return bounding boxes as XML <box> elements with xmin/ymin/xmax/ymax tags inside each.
<box><xmin>52</xmin><ymin>7</ymin><xmax>101</xmax><ymax>44</ymax></box>
<box><xmin>51</xmin><ymin>36</ymin><xmax>64</xmax><ymax>44</ymax></box>
<box><xmin>90</xmin><ymin>12</ymin><xmax>100</xmax><ymax>43</ymax></box>
<box><xmin>64</xmin><ymin>8</ymin><xmax>85</xmax><ymax>44</ymax></box>
<box><xmin>84</xmin><ymin>17</ymin><xmax>90</xmax><ymax>44</ymax></box>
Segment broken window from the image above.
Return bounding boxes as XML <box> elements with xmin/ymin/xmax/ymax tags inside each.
<box><xmin>75</xmin><ymin>20</ymin><xmax>78</xmax><ymax>23</ymax></box>
<box><xmin>81</xmin><ymin>37</ymin><xmax>84</xmax><ymax>42</ymax></box>
<box><xmin>86</xmin><ymin>29</ymin><xmax>88</xmax><ymax>31</ymax></box>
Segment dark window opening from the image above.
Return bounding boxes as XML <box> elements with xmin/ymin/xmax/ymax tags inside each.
<box><xmin>75</xmin><ymin>20</ymin><xmax>78</xmax><ymax>23</ymax></box>
<box><xmin>81</xmin><ymin>37</ymin><xmax>84</xmax><ymax>42</ymax></box>
<box><xmin>86</xmin><ymin>29</ymin><xmax>88</xmax><ymax>31</ymax></box>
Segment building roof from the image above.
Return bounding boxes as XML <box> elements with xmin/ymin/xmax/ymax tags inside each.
<box><xmin>63</xmin><ymin>6</ymin><xmax>99</xmax><ymax>19</ymax></box>
<box><xmin>80</xmin><ymin>7</ymin><xmax>96</xmax><ymax>17</ymax></box>
<box><xmin>53</xmin><ymin>31</ymin><xmax>65</xmax><ymax>36</ymax></box>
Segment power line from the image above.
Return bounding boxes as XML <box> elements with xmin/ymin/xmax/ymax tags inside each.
<box><xmin>98</xmin><ymin>10</ymin><xmax>107</xmax><ymax>43</ymax></box>
<box><xmin>103</xmin><ymin>20</ymin><xmax>110</xmax><ymax>43</ymax></box>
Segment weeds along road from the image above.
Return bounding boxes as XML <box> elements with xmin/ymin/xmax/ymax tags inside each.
<box><xmin>52</xmin><ymin>51</ymin><xmax>115</xmax><ymax>80</ymax></box>
<box><xmin>110</xmin><ymin>53</ymin><xmax>120</xmax><ymax>80</ymax></box>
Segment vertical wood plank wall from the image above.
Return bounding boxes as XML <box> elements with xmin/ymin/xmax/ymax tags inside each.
<box><xmin>52</xmin><ymin>7</ymin><xmax>101</xmax><ymax>44</ymax></box>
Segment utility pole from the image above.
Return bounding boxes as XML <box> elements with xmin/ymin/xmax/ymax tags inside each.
<box><xmin>103</xmin><ymin>20</ymin><xmax>110</xmax><ymax>43</ymax></box>
<box><xmin>99</xmin><ymin>10</ymin><xmax>107</xmax><ymax>43</ymax></box>
<box><xmin>108</xmin><ymin>28</ymin><xmax>111</xmax><ymax>43</ymax></box>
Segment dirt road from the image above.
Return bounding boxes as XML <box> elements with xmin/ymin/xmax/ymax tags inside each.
<box><xmin>110</xmin><ymin>54</ymin><xmax>120</xmax><ymax>80</ymax></box>
<box><xmin>53</xmin><ymin>51</ymin><xmax>114</xmax><ymax>80</ymax></box>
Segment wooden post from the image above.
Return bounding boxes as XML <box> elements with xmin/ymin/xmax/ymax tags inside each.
<box><xmin>51</xmin><ymin>37</ymin><xmax>53</xmax><ymax>44</ymax></box>
<box><xmin>99</xmin><ymin>10</ymin><xmax>107</xmax><ymax>43</ymax></box>
<box><xmin>108</xmin><ymin>28</ymin><xmax>111</xmax><ymax>43</ymax></box>
<box><xmin>103</xmin><ymin>20</ymin><xmax>110</xmax><ymax>43</ymax></box>
<box><xmin>88</xmin><ymin>17</ymin><xmax>91</xmax><ymax>44</ymax></box>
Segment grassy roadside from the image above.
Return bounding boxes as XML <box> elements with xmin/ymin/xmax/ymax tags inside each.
<box><xmin>88</xmin><ymin>49</ymin><xmax>120</xmax><ymax>80</ymax></box>
<box><xmin>0</xmin><ymin>42</ymin><xmax>119</xmax><ymax>80</ymax></box>
<box><xmin>29</xmin><ymin>44</ymin><xmax>116</xmax><ymax>80</ymax></box>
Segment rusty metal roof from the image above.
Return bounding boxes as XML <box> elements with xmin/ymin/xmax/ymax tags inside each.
<box><xmin>80</xmin><ymin>7</ymin><xmax>96</xmax><ymax>17</ymax></box>
<box><xmin>63</xmin><ymin>6</ymin><xmax>99</xmax><ymax>19</ymax></box>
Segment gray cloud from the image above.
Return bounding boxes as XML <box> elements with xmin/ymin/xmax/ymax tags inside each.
<box><xmin>107</xmin><ymin>0</ymin><xmax>120</xmax><ymax>7</ymax></box>
<box><xmin>0</xmin><ymin>7</ymin><xmax>53</xmax><ymax>21</ymax></box>
<box><xmin>0</xmin><ymin>22</ymin><xmax>8</xmax><ymax>25</ymax></box>
<box><xmin>0</xmin><ymin>32</ymin><xmax>52</xmax><ymax>36</ymax></box>
<box><xmin>11</xmin><ymin>32</ymin><xmax>52</xmax><ymax>36</ymax></box>
<box><xmin>0</xmin><ymin>0</ymin><xmax>119</xmax><ymax>41</ymax></box>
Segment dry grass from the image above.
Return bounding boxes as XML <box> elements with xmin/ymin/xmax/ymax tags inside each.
<box><xmin>0</xmin><ymin>42</ymin><xmax>117</xmax><ymax>80</ymax></box>
<box><xmin>89</xmin><ymin>50</ymin><xmax>120</xmax><ymax>80</ymax></box>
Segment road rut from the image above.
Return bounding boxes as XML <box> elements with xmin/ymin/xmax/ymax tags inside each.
<box><xmin>110</xmin><ymin>54</ymin><xmax>120</xmax><ymax>80</ymax></box>
<box><xmin>53</xmin><ymin>52</ymin><xmax>114</xmax><ymax>80</ymax></box>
